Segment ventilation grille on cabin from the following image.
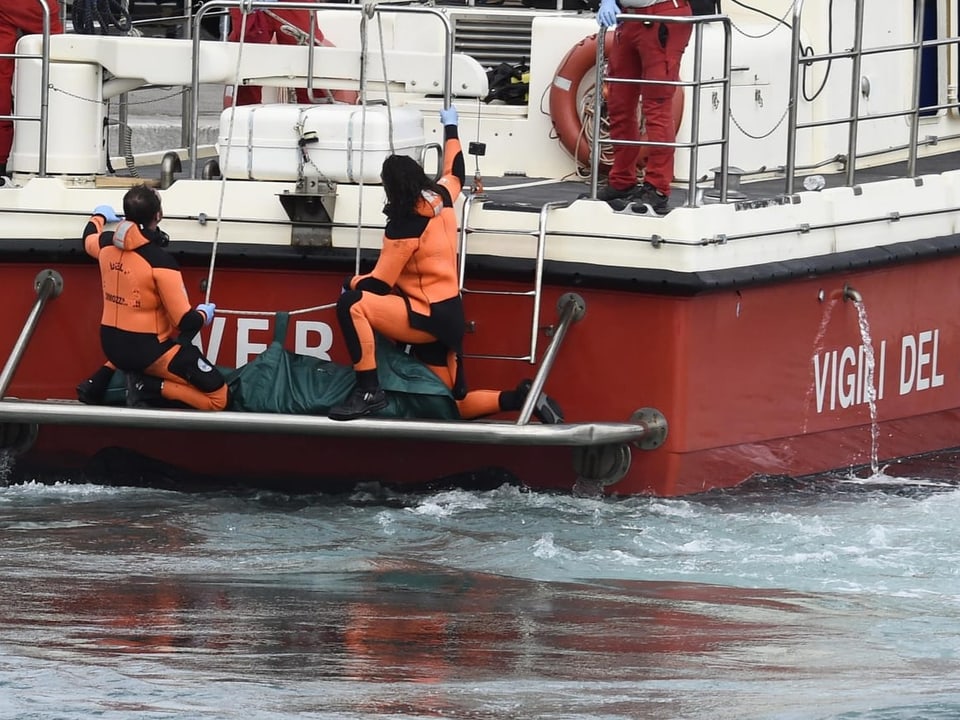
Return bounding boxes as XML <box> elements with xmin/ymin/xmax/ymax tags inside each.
<box><xmin>453</xmin><ymin>13</ymin><xmax>534</xmax><ymax>69</ymax></box>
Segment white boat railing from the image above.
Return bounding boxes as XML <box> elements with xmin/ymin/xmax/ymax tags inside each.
<box><xmin>187</xmin><ymin>0</ymin><xmax>456</xmax><ymax>179</ymax></box>
<box><xmin>785</xmin><ymin>0</ymin><xmax>960</xmax><ymax>194</ymax></box>
<box><xmin>589</xmin><ymin>10</ymin><xmax>733</xmax><ymax>206</ymax></box>
<box><xmin>3</xmin><ymin>0</ymin><xmax>58</xmax><ymax>176</ymax></box>
<box><xmin>20</xmin><ymin>1</ymin><xmax>960</xmax><ymax>198</ymax></box>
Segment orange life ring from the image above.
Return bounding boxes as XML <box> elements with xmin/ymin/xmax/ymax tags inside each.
<box><xmin>223</xmin><ymin>38</ymin><xmax>360</xmax><ymax>108</ymax></box>
<box><xmin>548</xmin><ymin>31</ymin><xmax>684</xmax><ymax>172</ymax></box>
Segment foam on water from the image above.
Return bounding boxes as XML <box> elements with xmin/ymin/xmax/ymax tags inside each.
<box><xmin>2</xmin><ymin>474</ymin><xmax>960</xmax><ymax>719</ymax></box>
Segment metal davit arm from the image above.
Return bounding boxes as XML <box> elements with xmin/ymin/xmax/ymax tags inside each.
<box><xmin>0</xmin><ymin>270</ymin><xmax>63</xmax><ymax>398</ymax></box>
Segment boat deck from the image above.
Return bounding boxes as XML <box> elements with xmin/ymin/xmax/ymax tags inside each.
<box><xmin>477</xmin><ymin>147</ymin><xmax>960</xmax><ymax>213</ymax></box>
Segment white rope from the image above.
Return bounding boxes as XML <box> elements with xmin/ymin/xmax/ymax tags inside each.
<box><xmin>353</xmin><ymin>3</ymin><xmax>377</xmax><ymax>275</ymax></box>
<box><xmin>375</xmin><ymin>11</ymin><xmax>395</xmax><ymax>155</ymax></box>
<box><xmin>204</xmin><ymin>0</ymin><xmax>253</xmax><ymax>304</ymax></box>
<box><xmin>352</xmin><ymin>4</ymin><xmax>398</xmax><ymax>275</ymax></box>
<box><xmin>215</xmin><ymin>301</ymin><xmax>338</xmax><ymax>317</ymax></box>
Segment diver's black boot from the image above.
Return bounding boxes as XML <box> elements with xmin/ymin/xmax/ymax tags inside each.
<box><xmin>125</xmin><ymin>373</ymin><xmax>162</xmax><ymax>408</ymax></box>
<box><xmin>330</xmin><ymin>369</ymin><xmax>388</xmax><ymax>421</ymax></box>
<box><xmin>76</xmin><ymin>366</ymin><xmax>115</xmax><ymax>405</ymax></box>
<box><xmin>329</xmin><ymin>385</ymin><xmax>388</xmax><ymax>421</ymax></box>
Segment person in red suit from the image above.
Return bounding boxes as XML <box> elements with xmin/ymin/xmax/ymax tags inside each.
<box><xmin>227</xmin><ymin>0</ymin><xmax>324</xmax><ymax>106</ymax></box>
<box><xmin>0</xmin><ymin>0</ymin><xmax>63</xmax><ymax>176</ymax></box>
<box><xmin>595</xmin><ymin>0</ymin><xmax>692</xmax><ymax>214</ymax></box>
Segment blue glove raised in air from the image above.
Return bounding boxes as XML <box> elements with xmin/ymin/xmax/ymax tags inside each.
<box><xmin>439</xmin><ymin>106</ymin><xmax>458</xmax><ymax>127</ymax></box>
<box><xmin>93</xmin><ymin>205</ymin><xmax>122</xmax><ymax>223</ymax></box>
<box><xmin>597</xmin><ymin>0</ymin><xmax>620</xmax><ymax>27</ymax></box>
<box><xmin>196</xmin><ymin>303</ymin><xmax>216</xmax><ymax>326</ymax></box>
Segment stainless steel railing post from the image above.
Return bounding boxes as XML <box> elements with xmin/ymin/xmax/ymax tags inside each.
<box><xmin>0</xmin><ymin>270</ymin><xmax>63</xmax><ymax>398</ymax></box>
<box><xmin>516</xmin><ymin>292</ymin><xmax>585</xmax><ymax>426</ymax></box>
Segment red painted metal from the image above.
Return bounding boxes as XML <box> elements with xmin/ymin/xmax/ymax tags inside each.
<box><xmin>2</xmin><ymin>252</ymin><xmax>959</xmax><ymax>496</ymax></box>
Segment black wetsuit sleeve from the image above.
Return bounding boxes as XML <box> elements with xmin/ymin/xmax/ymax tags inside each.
<box><xmin>444</xmin><ymin>125</ymin><xmax>465</xmax><ymax>189</ymax></box>
<box><xmin>354</xmin><ymin>277</ymin><xmax>393</xmax><ymax>295</ymax></box>
<box><xmin>82</xmin><ymin>221</ymin><xmax>99</xmax><ymax>242</ymax></box>
<box><xmin>178</xmin><ymin>309</ymin><xmax>205</xmax><ymax>338</ymax></box>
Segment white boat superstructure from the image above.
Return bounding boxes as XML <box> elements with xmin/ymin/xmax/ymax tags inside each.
<box><xmin>3</xmin><ymin>1</ymin><xmax>959</xmax><ymax>270</ymax></box>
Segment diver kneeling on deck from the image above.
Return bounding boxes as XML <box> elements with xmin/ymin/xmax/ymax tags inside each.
<box><xmin>82</xmin><ymin>185</ymin><xmax>228</xmax><ymax>411</ymax></box>
<box><xmin>330</xmin><ymin>107</ymin><xmax>563</xmax><ymax>423</ymax></box>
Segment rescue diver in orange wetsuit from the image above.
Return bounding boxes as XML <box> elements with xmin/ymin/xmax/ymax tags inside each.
<box><xmin>330</xmin><ymin>107</ymin><xmax>563</xmax><ymax>422</ymax></box>
<box><xmin>0</xmin><ymin>0</ymin><xmax>63</xmax><ymax>177</ymax></box>
<box><xmin>83</xmin><ymin>185</ymin><xmax>228</xmax><ymax>411</ymax></box>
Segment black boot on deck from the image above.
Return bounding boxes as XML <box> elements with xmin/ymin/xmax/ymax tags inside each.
<box><xmin>597</xmin><ymin>183</ymin><xmax>638</xmax><ymax>202</ymax></box>
<box><xmin>632</xmin><ymin>182</ymin><xmax>670</xmax><ymax>215</ymax></box>
<box><xmin>329</xmin><ymin>386</ymin><xmax>388</xmax><ymax>421</ymax></box>
<box><xmin>76</xmin><ymin>366</ymin><xmax>115</xmax><ymax>405</ymax></box>
<box><xmin>517</xmin><ymin>379</ymin><xmax>564</xmax><ymax>424</ymax></box>
<box><xmin>125</xmin><ymin>373</ymin><xmax>162</xmax><ymax>408</ymax></box>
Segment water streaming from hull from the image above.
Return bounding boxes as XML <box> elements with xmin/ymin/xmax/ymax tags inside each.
<box><xmin>853</xmin><ymin>300</ymin><xmax>881</xmax><ymax>475</ymax></box>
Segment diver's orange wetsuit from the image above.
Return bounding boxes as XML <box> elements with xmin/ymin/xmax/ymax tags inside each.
<box><xmin>83</xmin><ymin>217</ymin><xmax>228</xmax><ymax>411</ymax></box>
<box><xmin>337</xmin><ymin>127</ymin><xmax>502</xmax><ymax>419</ymax></box>
<box><xmin>0</xmin><ymin>0</ymin><xmax>62</xmax><ymax>169</ymax></box>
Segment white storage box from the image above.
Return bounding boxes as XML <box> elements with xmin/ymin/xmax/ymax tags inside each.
<box><xmin>218</xmin><ymin>104</ymin><xmax>424</xmax><ymax>183</ymax></box>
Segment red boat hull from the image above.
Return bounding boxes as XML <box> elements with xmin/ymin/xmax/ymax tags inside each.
<box><xmin>2</xmin><ymin>254</ymin><xmax>959</xmax><ymax>496</ymax></box>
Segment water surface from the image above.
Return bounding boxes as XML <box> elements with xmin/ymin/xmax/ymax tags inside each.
<box><xmin>2</xmin><ymin>466</ymin><xmax>960</xmax><ymax>719</ymax></box>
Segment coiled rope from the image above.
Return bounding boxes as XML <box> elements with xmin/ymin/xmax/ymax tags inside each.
<box><xmin>71</xmin><ymin>0</ymin><xmax>134</xmax><ymax>35</ymax></box>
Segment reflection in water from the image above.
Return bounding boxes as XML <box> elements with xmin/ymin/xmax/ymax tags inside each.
<box><xmin>2</xmin><ymin>482</ymin><xmax>960</xmax><ymax>719</ymax></box>
<box><xmin>6</xmin><ymin>566</ymin><xmax>824</xmax><ymax>718</ymax></box>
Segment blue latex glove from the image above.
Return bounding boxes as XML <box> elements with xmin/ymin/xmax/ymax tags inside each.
<box><xmin>197</xmin><ymin>303</ymin><xmax>216</xmax><ymax>326</ymax></box>
<box><xmin>597</xmin><ymin>0</ymin><xmax>620</xmax><ymax>27</ymax></box>
<box><xmin>93</xmin><ymin>205</ymin><xmax>121</xmax><ymax>223</ymax></box>
<box><xmin>439</xmin><ymin>106</ymin><xmax>458</xmax><ymax>127</ymax></box>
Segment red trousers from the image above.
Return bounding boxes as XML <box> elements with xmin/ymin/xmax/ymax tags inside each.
<box><xmin>606</xmin><ymin>0</ymin><xmax>691</xmax><ymax>194</ymax></box>
<box><xmin>0</xmin><ymin>0</ymin><xmax>62</xmax><ymax>164</ymax></box>
<box><xmin>228</xmin><ymin>5</ymin><xmax>323</xmax><ymax>106</ymax></box>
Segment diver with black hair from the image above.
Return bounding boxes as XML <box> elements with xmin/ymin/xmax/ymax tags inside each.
<box><xmin>331</xmin><ymin>108</ymin><xmax>563</xmax><ymax>423</ymax></box>
<box><xmin>81</xmin><ymin>184</ymin><xmax>227</xmax><ymax>410</ymax></box>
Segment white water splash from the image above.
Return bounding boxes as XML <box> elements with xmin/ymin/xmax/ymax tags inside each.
<box><xmin>854</xmin><ymin>300</ymin><xmax>881</xmax><ymax>475</ymax></box>
<box><xmin>0</xmin><ymin>450</ymin><xmax>12</xmax><ymax>485</ymax></box>
<box><xmin>804</xmin><ymin>296</ymin><xmax>881</xmax><ymax>475</ymax></box>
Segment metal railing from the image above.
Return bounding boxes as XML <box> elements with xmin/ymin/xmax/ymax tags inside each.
<box><xmin>786</xmin><ymin>0</ymin><xmax>960</xmax><ymax>194</ymax></box>
<box><xmin>457</xmin><ymin>195</ymin><xmax>570</xmax><ymax>364</ymax></box>
<box><xmin>589</xmin><ymin>11</ymin><xmax>732</xmax><ymax>206</ymax></box>
<box><xmin>2</xmin><ymin>0</ymin><xmax>58</xmax><ymax>177</ymax></box>
<box><xmin>0</xmin><ymin>270</ymin><xmax>62</xmax><ymax>398</ymax></box>
<box><xmin>188</xmin><ymin>0</ymin><xmax>456</xmax><ymax>178</ymax></box>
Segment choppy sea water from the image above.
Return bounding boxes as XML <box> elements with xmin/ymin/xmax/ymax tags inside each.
<box><xmin>3</xmin><ymin>458</ymin><xmax>960</xmax><ymax>720</ymax></box>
